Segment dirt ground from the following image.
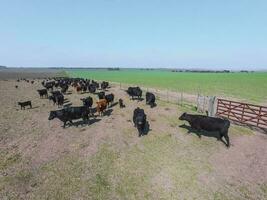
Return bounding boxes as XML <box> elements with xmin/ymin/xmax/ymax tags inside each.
<box><xmin>0</xmin><ymin>76</ymin><xmax>266</xmax><ymax>200</ymax></box>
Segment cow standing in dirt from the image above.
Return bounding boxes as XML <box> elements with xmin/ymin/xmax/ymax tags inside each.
<box><xmin>179</xmin><ymin>112</ymin><xmax>230</xmax><ymax>147</ymax></box>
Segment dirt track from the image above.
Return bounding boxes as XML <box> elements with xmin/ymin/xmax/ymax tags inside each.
<box><xmin>0</xmin><ymin>78</ymin><xmax>266</xmax><ymax>199</ymax></box>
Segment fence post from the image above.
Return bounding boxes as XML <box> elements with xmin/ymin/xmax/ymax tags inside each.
<box><xmin>197</xmin><ymin>93</ymin><xmax>200</xmax><ymax>112</ymax></box>
<box><xmin>208</xmin><ymin>96</ymin><xmax>216</xmax><ymax>117</ymax></box>
<box><xmin>203</xmin><ymin>96</ymin><xmax>206</xmax><ymax>113</ymax></box>
<box><xmin>181</xmin><ymin>92</ymin><xmax>183</xmax><ymax>106</ymax></box>
<box><xmin>167</xmin><ymin>90</ymin><xmax>169</xmax><ymax>102</ymax></box>
<box><xmin>177</xmin><ymin>90</ymin><xmax>179</xmax><ymax>105</ymax></box>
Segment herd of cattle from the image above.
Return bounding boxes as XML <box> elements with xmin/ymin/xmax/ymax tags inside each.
<box><xmin>16</xmin><ymin>77</ymin><xmax>231</xmax><ymax>147</ymax></box>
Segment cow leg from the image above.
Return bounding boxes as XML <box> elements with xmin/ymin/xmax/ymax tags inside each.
<box><xmin>195</xmin><ymin>126</ymin><xmax>201</xmax><ymax>138</ymax></box>
<box><xmin>224</xmin><ymin>134</ymin><xmax>230</xmax><ymax>148</ymax></box>
<box><xmin>138</xmin><ymin>129</ymin><xmax>142</xmax><ymax>137</ymax></box>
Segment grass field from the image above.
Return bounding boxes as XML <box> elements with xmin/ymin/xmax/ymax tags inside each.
<box><xmin>67</xmin><ymin>69</ymin><xmax>267</xmax><ymax>104</ymax></box>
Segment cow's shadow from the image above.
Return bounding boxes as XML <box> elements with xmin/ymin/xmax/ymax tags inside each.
<box><xmin>63</xmin><ymin>99</ymin><xmax>70</xmax><ymax>104</ymax></box>
<box><xmin>147</xmin><ymin>103</ymin><xmax>157</xmax><ymax>108</ymax></box>
<box><xmin>179</xmin><ymin>124</ymin><xmax>228</xmax><ymax>146</ymax></box>
<box><xmin>105</xmin><ymin>109</ymin><xmax>113</xmax><ymax>116</ymax></box>
<box><xmin>30</xmin><ymin>106</ymin><xmax>39</xmax><ymax>109</ymax></box>
<box><xmin>63</xmin><ymin>103</ymin><xmax>73</xmax><ymax>107</ymax></box>
<box><xmin>109</xmin><ymin>102</ymin><xmax>118</xmax><ymax>108</ymax></box>
<box><xmin>64</xmin><ymin>118</ymin><xmax>101</xmax><ymax>128</ymax></box>
<box><xmin>131</xmin><ymin>97</ymin><xmax>144</xmax><ymax>101</ymax></box>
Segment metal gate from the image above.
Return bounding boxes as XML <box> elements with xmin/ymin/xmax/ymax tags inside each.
<box><xmin>216</xmin><ymin>98</ymin><xmax>267</xmax><ymax>129</ymax></box>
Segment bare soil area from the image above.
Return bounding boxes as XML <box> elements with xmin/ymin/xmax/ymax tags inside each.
<box><xmin>0</xmin><ymin>76</ymin><xmax>266</xmax><ymax>200</ymax></box>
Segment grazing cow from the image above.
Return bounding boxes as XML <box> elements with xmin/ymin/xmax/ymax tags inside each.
<box><xmin>61</xmin><ymin>85</ymin><xmax>68</xmax><ymax>94</ymax></box>
<box><xmin>146</xmin><ymin>92</ymin><xmax>156</xmax><ymax>108</ymax></box>
<box><xmin>101</xmin><ymin>81</ymin><xmax>109</xmax><ymax>90</ymax></box>
<box><xmin>18</xmin><ymin>101</ymin><xmax>32</xmax><ymax>110</ymax></box>
<box><xmin>48</xmin><ymin>106</ymin><xmax>90</xmax><ymax>128</ymax></box>
<box><xmin>119</xmin><ymin>99</ymin><xmax>125</xmax><ymax>108</ymax></box>
<box><xmin>80</xmin><ymin>97</ymin><xmax>93</xmax><ymax>108</ymax></box>
<box><xmin>37</xmin><ymin>89</ymin><xmax>48</xmax><ymax>98</ymax></box>
<box><xmin>81</xmin><ymin>85</ymin><xmax>87</xmax><ymax>93</ymax></box>
<box><xmin>15</xmin><ymin>85</ymin><xmax>18</xmax><ymax>89</ymax></box>
<box><xmin>49</xmin><ymin>91</ymin><xmax>64</xmax><ymax>107</ymax></box>
<box><xmin>98</xmin><ymin>91</ymin><xmax>105</xmax><ymax>99</ymax></box>
<box><xmin>96</xmin><ymin>99</ymin><xmax>107</xmax><ymax>116</ymax></box>
<box><xmin>56</xmin><ymin>93</ymin><xmax>64</xmax><ymax>107</ymax></box>
<box><xmin>31</xmin><ymin>80</ymin><xmax>34</xmax><ymax>84</ymax></box>
<box><xmin>92</xmin><ymin>80</ymin><xmax>99</xmax><ymax>89</ymax></box>
<box><xmin>88</xmin><ymin>84</ymin><xmax>96</xmax><ymax>93</ymax></box>
<box><xmin>127</xmin><ymin>87</ymin><xmax>142</xmax><ymax>100</ymax></box>
<box><xmin>44</xmin><ymin>82</ymin><xmax>54</xmax><ymax>90</ymax></box>
<box><xmin>179</xmin><ymin>113</ymin><xmax>230</xmax><ymax>147</ymax></box>
<box><xmin>105</xmin><ymin>93</ymin><xmax>114</xmax><ymax>107</ymax></box>
<box><xmin>133</xmin><ymin>107</ymin><xmax>147</xmax><ymax>137</ymax></box>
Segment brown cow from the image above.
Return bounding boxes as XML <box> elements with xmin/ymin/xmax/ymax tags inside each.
<box><xmin>76</xmin><ymin>86</ymin><xmax>82</xmax><ymax>93</ymax></box>
<box><xmin>96</xmin><ymin>99</ymin><xmax>107</xmax><ymax>116</ymax></box>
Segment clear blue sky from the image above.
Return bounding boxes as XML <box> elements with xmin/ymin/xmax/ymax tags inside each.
<box><xmin>1</xmin><ymin>0</ymin><xmax>267</xmax><ymax>70</ymax></box>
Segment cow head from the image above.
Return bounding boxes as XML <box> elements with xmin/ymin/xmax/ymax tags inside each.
<box><xmin>136</xmin><ymin>115</ymin><xmax>145</xmax><ymax>130</ymax></box>
<box><xmin>48</xmin><ymin>111</ymin><xmax>57</xmax><ymax>120</ymax></box>
<box><xmin>179</xmin><ymin>112</ymin><xmax>187</xmax><ymax>120</ymax></box>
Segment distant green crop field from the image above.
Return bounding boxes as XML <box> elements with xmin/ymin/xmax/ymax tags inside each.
<box><xmin>67</xmin><ymin>69</ymin><xmax>267</xmax><ymax>104</ymax></box>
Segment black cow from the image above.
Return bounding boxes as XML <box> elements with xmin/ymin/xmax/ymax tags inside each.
<box><xmin>37</xmin><ymin>89</ymin><xmax>48</xmax><ymax>98</ymax></box>
<box><xmin>49</xmin><ymin>91</ymin><xmax>64</xmax><ymax>107</ymax></box>
<box><xmin>80</xmin><ymin>97</ymin><xmax>93</xmax><ymax>108</ymax></box>
<box><xmin>56</xmin><ymin>93</ymin><xmax>64</xmax><ymax>107</ymax></box>
<box><xmin>133</xmin><ymin>107</ymin><xmax>147</xmax><ymax>137</ymax></box>
<box><xmin>105</xmin><ymin>93</ymin><xmax>114</xmax><ymax>107</ymax></box>
<box><xmin>18</xmin><ymin>101</ymin><xmax>32</xmax><ymax>110</ymax></box>
<box><xmin>127</xmin><ymin>87</ymin><xmax>142</xmax><ymax>100</ymax></box>
<box><xmin>48</xmin><ymin>106</ymin><xmax>90</xmax><ymax>128</ymax></box>
<box><xmin>101</xmin><ymin>81</ymin><xmax>109</xmax><ymax>90</ymax></box>
<box><xmin>179</xmin><ymin>113</ymin><xmax>230</xmax><ymax>147</ymax></box>
<box><xmin>81</xmin><ymin>84</ymin><xmax>87</xmax><ymax>93</ymax></box>
<box><xmin>92</xmin><ymin>80</ymin><xmax>99</xmax><ymax>89</ymax></box>
<box><xmin>88</xmin><ymin>84</ymin><xmax>96</xmax><ymax>93</ymax></box>
<box><xmin>146</xmin><ymin>92</ymin><xmax>156</xmax><ymax>108</ymax></box>
<box><xmin>45</xmin><ymin>84</ymin><xmax>53</xmax><ymax>91</ymax></box>
<box><xmin>15</xmin><ymin>85</ymin><xmax>18</xmax><ymax>89</ymax></box>
<box><xmin>98</xmin><ymin>91</ymin><xmax>105</xmax><ymax>99</ymax></box>
<box><xmin>61</xmin><ymin>85</ymin><xmax>68</xmax><ymax>94</ymax></box>
<box><xmin>119</xmin><ymin>99</ymin><xmax>125</xmax><ymax>108</ymax></box>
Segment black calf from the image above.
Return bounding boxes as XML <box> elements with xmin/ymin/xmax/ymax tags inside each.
<box><xmin>133</xmin><ymin>107</ymin><xmax>147</xmax><ymax>137</ymax></box>
<box><xmin>18</xmin><ymin>101</ymin><xmax>32</xmax><ymax>110</ymax></box>
<box><xmin>37</xmin><ymin>89</ymin><xmax>48</xmax><ymax>98</ymax></box>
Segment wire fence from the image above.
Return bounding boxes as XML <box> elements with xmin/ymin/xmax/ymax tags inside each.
<box><xmin>107</xmin><ymin>81</ymin><xmax>217</xmax><ymax>116</ymax></box>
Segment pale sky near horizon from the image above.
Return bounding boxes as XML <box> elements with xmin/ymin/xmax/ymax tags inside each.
<box><xmin>0</xmin><ymin>0</ymin><xmax>267</xmax><ymax>70</ymax></box>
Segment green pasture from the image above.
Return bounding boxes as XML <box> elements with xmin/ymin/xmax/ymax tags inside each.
<box><xmin>67</xmin><ymin>69</ymin><xmax>267</xmax><ymax>104</ymax></box>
